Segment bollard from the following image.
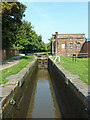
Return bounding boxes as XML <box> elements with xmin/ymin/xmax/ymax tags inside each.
<box><xmin>54</xmin><ymin>56</ymin><xmax>57</xmax><ymax>62</ymax></box>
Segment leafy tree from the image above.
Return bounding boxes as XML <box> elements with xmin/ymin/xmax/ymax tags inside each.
<box><xmin>41</xmin><ymin>41</ymin><xmax>47</xmax><ymax>51</ymax></box>
<box><xmin>13</xmin><ymin>20</ymin><xmax>47</xmax><ymax>53</ymax></box>
<box><xmin>2</xmin><ymin>2</ymin><xmax>47</xmax><ymax>53</ymax></box>
<box><xmin>13</xmin><ymin>21</ymin><xmax>32</xmax><ymax>50</ymax></box>
<box><xmin>2</xmin><ymin>2</ymin><xmax>26</xmax><ymax>49</ymax></box>
<box><xmin>47</xmin><ymin>38</ymin><xmax>52</xmax><ymax>53</ymax></box>
<box><xmin>25</xmin><ymin>29</ymin><xmax>39</xmax><ymax>52</ymax></box>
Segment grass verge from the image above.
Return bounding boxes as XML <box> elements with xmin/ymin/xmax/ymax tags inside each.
<box><xmin>0</xmin><ymin>56</ymin><xmax>34</xmax><ymax>84</ymax></box>
<box><xmin>54</xmin><ymin>56</ymin><xmax>88</xmax><ymax>85</ymax></box>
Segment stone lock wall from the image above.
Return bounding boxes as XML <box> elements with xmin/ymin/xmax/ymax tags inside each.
<box><xmin>48</xmin><ymin>58</ymin><xmax>88</xmax><ymax>118</ymax></box>
<box><xmin>2</xmin><ymin>59</ymin><xmax>38</xmax><ymax>118</ymax></box>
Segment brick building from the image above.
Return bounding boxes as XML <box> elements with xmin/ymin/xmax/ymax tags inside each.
<box><xmin>52</xmin><ymin>32</ymin><xmax>87</xmax><ymax>57</ymax></box>
<box><xmin>81</xmin><ymin>40</ymin><xmax>90</xmax><ymax>57</ymax></box>
<box><xmin>0</xmin><ymin>49</ymin><xmax>19</xmax><ymax>60</ymax></box>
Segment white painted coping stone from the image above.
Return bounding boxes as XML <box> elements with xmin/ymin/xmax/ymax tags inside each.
<box><xmin>19</xmin><ymin>54</ymin><xmax>25</xmax><ymax>56</ymax></box>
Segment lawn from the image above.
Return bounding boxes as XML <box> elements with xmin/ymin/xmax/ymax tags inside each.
<box><xmin>54</xmin><ymin>56</ymin><xmax>88</xmax><ymax>85</ymax></box>
<box><xmin>0</xmin><ymin>56</ymin><xmax>34</xmax><ymax>84</ymax></box>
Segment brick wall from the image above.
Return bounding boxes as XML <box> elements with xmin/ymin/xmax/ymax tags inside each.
<box><xmin>1</xmin><ymin>49</ymin><xmax>19</xmax><ymax>60</ymax></box>
<box><xmin>6</xmin><ymin>49</ymin><xmax>15</xmax><ymax>56</ymax></box>
<box><xmin>52</xmin><ymin>32</ymin><xmax>85</xmax><ymax>57</ymax></box>
<box><xmin>6</xmin><ymin>49</ymin><xmax>19</xmax><ymax>56</ymax></box>
<box><xmin>0</xmin><ymin>49</ymin><xmax>6</xmax><ymax>60</ymax></box>
<box><xmin>82</xmin><ymin>41</ymin><xmax>90</xmax><ymax>57</ymax></box>
<box><xmin>88</xmin><ymin>41</ymin><xmax>90</xmax><ymax>57</ymax></box>
<box><xmin>14</xmin><ymin>50</ymin><xmax>19</xmax><ymax>55</ymax></box>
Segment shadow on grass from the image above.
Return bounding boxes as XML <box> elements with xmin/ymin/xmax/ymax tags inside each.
<box><xmin>20</xmin><ymin>56</ymin><xmax>31</xmax><ymax>60</ymax></box>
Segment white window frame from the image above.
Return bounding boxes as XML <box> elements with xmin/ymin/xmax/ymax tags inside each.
<box><xmin>62</xmin><ymin>43</ymin><xmax>65</xmax><ymax>48</ymax></box>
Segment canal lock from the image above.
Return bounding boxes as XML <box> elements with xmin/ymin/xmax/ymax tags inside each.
<box><xmin>2</xmin><ymin>55</ymin><xmax>88</xmax><ymax>118</ymax></box>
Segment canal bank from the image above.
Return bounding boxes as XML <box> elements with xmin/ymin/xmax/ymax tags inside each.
<box><xmin>48</xmin><ymin>57</ymin><xmax>88</xmax><ymax>118</ymax></box>
<box><xmin>2</xmin><ymin>58</ymin><xmax>38</xmax><ymax>118</ymax></box>
<box><xmin>1</xmin><ymin>56</ymin><xmax>88</xmax><ymax>118</ymax></box>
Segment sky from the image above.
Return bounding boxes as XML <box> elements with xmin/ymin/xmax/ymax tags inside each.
<box><xmin>19</xmin><ymin>1</ymin><xmax>88</xmax><ymax>43</ymax></box>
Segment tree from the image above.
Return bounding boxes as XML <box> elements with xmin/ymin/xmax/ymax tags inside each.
<box><xmin>47</xmin><ymin>38</ymin><xmax>52</xmax><ymax>53</ymax></box>
<box><xmin>2</xmin><ymin>2</ymin><xmax>26</xmax><ymax>49</ymax></box>
<box><xmin>13</xmin><ymin>21</ymin><xmax>32</xmax><ymax>50</ymax></box>
<box><xmin>2</xmin><ymin>2</ymin><xmax>47</xmax><ymax>53</ymax></box>
<box><xmin>13</xmin><ymin>20</ymin><xmax>47</xmax><ymax>53</ymax></box>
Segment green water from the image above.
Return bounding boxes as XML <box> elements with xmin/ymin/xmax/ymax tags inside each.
<box><xmin>26</xmin><ymin>69</ymin><xmax>61</xmax><ymax>118</ymax></box>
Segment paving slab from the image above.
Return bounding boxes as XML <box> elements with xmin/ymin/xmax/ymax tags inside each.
<box><xmin>0</xmin><ymin>87</ymin><xmax>13</xmax><ymax>98</ymax></box>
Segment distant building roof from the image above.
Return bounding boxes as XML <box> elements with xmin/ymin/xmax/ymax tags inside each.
<box><xmin>53</xmin><ymin>33</ymin><xmax>85</xmax><ymax>35</ymax></box>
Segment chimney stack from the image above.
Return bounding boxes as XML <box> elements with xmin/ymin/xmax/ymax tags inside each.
<box><xmin>55</xmin><ymin>32</ymin><xmax>58</xmax><ymax>35</ymax></box>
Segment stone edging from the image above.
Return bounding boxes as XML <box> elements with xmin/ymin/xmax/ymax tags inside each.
<box><xmin>50</xmin><ymin>57</ymin><xmax>88</xmax><ymax>109</ymax></box>
<box><xmin>0</xmin><ymin>57</ymin><xmax>37</xmax><ymax>118</ymax></box>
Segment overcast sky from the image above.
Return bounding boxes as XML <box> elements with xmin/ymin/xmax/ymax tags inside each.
<box><xmin>19</xmin><ymin>1</ymin><xmax>88</xmax><ymax>43</ymax></box>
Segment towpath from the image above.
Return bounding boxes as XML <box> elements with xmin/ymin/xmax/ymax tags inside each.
<box><xmin>0</xmin><ymin>56</ymin><xmax>22</xmax><ymax>70</ymax></box>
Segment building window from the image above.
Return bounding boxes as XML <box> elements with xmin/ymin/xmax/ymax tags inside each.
<box><xmin>57</xmin><ymin>35</ymin><xmax>60</xmax><ymax>38</ymax></box>
<box><xmin>69</xmin><ymin>43</ymin><xmax>73</xmax><ymax>51</ymax></box>
<box><xmin>53</xmin><ymin>41</ymin><xmax>56</xmax><ymax>53</ymax></box>
<box><xmin>62</xmin><ymin>44</ymin><xmax>65</xmax><ymax>48</ymax></box>
<box><xmin>77</xmin><ymin>42</ymin><xmax>81</xmax><ymax>49</ymax></box>
<box><xmin>69</xmin><ymin>36</ymin><xmax>73</xmax><ymax>39</ymax></box>
<box><xmin>57</xmin><ymin>41</ymin><xmax>58</xmax><ymax>47</ymax></box>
